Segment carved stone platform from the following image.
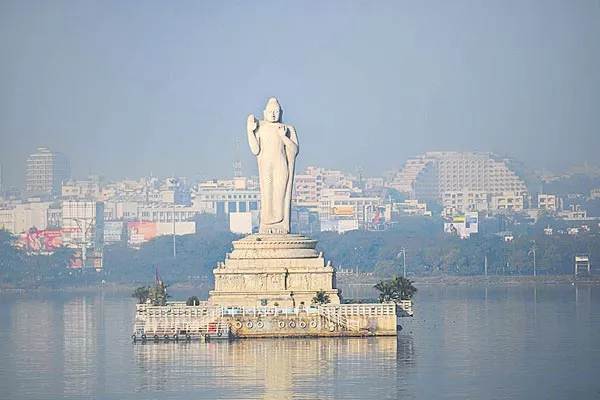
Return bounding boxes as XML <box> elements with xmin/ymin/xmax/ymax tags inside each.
<box><xmin>208</xmin><ymin>234</ymin><xmax>341</xmax><ymax>307</ymax></box>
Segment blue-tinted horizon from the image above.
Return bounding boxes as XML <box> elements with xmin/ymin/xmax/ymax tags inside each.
<box><xmin>1</xmin><ymin>0</ymin><xmax>599</xmax><ymax>187</ymax></box>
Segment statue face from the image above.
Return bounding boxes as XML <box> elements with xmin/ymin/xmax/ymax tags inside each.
<box><xmin>264</xmin><ymin>105</ymin><xmax>281</xmax><ymax>122</ymax></box>
<box><xmin>263</xmin><ymin>98</ymin><xmax>282</xmax><ymax>122</ymax></box>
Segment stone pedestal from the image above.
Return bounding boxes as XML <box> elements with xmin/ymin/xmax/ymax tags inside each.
<box><xmin>208</xmin><ymin>234</ymin><xmax>341</xmax><ymax>307</ymax></box>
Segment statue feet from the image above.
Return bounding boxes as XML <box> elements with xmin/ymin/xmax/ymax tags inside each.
<box><xmin>259</xmin><ymin>225</ymin><xmax>290</xmax><ymax>235</ymax></box>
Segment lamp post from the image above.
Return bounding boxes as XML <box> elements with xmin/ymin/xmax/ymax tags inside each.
<box><xmin>397</xmin><ymin>248</ymin><xmax>406</xmax><ymax>278</ymax></box>
<box><xmin>529</xmin><ymin>244</ymin><xmax>537</xmax><ymax>277</ymax></box>
<box><xmin>170</xmin><ymin>178</ymin><xmax>178</xmax><ymax>259</ymax></box>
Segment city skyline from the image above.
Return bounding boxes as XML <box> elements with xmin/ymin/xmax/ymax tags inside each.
<box><xmin>1</xmin><ymin>1</ymin><xmax>599</xmax><ymax>187</ymax></box>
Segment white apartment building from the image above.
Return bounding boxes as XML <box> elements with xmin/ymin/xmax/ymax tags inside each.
<box><xmin>0</xmin><ymin>208</ymin><xmax>15</xmax><ymax>232</ymax></box>
<box><xmin>490</xmin><ymin>192</ymin><xmax>524</xmax><ymax>212</ymax></box>
<box><xmin>138</xmin><ymin>204</ymin><xmax>198</xmax><ymax>223</ymax></box>
<box><xmin>538</xmin><ymin>194</ymin><xmax>558</xmax><ymax>212</ymax></box>
<box><xmin>389</xmin><ymin>200</ymin><xmax>432</xmax><ymax>217</ymax></box>
<box><xmin>442</xmin><ymin>190</ymin><xmax>489</xmax><ymax>216</ymax></box>
<box><xmin>26</xmin><ymin>148</ymin><xmax>70</xmax><ymax>196</ymax></box>
<box><xmin>192</xmin><ymin>188</ymin><xmax>260</xmax><ymax>215</ymax></box>
<box><xmin>61</xmin><ymin>179</ymin><xmax>102</xmax><ymax>200</ymax></box>
<box><xmin>558</xmin><ymin>205</ymin><xmax>588</xmax><ymax>220</ymax></box>
<box><xmin>0</xmin><ymin>201</ymin><xmax>55</xmax><ymax>234</ymax></box>
<box><xmin>318</xmin><ymin>188</ymin><xmax>381</xmax><ymax>231</ymax></box>
<box><xmin>103</xmin><ymin>201</ymin><xmax>139</xmax><ymax>221</ymax></box>
<box><xmin>294</xmin><ymin>174</ymin><xmax>319</xmax><ymax>207</ymax></box>
<box><xmin>390</xmin><ymin>152</ymin><xmax>536</xmax><ymax>202</ymax></box>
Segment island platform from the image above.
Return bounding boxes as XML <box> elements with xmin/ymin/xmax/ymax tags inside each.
<box><xmin>131</xmin><ymin>301</ymin><xmax>413</xmax><ymax>342</ymax></box>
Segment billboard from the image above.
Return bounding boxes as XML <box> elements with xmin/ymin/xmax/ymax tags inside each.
<box><xmin>24</xmin><ymin>229</ymin><xmax>63</xmax><ymax>252</ymax></box>
<box><xmin>157</xmin><ymin>221</ymin><xmax>196</xmax><ymax>236</ymax></box>
<box><xmin>330</xmin><ymin>206</ymin><xmax>355</xmax><ymax>216</ymax></box>
<box><xmin>104</xmin><ymin>221</ymin><xmax>125</xmax><ymax>243</ymax></box>
<box><xmin>60</xmin><ymin>226</ymin><xmax>93</xmax><ymax>248</ymax></box>
<box><xmin>445</xmin><ymin>212</ymin><xmax>478</xmax><ymax>239</ymax></box>
<box><xmin>127</xmin><ymin>222</ymin><xmax>157</xmax><ymax>246</ymax></box>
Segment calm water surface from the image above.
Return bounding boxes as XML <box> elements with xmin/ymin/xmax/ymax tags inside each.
<box><xmin>0</xmin><ymin>284</ymin><xmax>598</xmax><ymax>399</ymax></box>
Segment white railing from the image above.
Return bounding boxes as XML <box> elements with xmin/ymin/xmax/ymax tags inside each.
<box><xmin>134</xmin><ymin>304</ymin><xmax>230</xmax><ymax>336</ymax></box>
<box><xmin>318</xmin><ymin>306</ymin><xmax>360</xmax><ymax>332</ymax></box>
<box><xmin>333</xmin><ymin>304</ymin><xmax>398</xmax><ymax>317</ymax></box>
<box><xmin>397</xmin><ymin>300</ymin><xmax>413</xmax><ymax>317</ymax></box>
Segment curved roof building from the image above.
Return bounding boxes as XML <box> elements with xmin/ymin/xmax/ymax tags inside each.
<box><xmin>390</xmin><ymin>151</ymin><xmax>539</xmax><ymax>202</ymax></box>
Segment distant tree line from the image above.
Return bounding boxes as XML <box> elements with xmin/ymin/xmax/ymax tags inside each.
<box><xmin>1</xmin><ymin>213</ymin><xmax>599</xmax><ymax>288</ymax></box>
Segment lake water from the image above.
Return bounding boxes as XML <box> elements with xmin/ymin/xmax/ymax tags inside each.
<box><xmin>0</xmin><ymin>284</ymin><xmax>598</xmax><ymax>399</ymax></box>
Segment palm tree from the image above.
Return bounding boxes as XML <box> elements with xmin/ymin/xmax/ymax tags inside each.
<box><xmin>312</xmin><ymin>289</ymin><xmax>330</xmax><ymax>305</ymax></box>
<box><xmin>393</xmin><ymin>275</ymin><xmax>418</xmax><ymax>300</ymax></box>
<box><xmin>374</xmin><ymin>279</ymin><xmax>396</xmax><ymax>303</ymax></box>
<box><xmin>374</xmin><ymin>275</ymin><xmax>417</xmax><ymax>303</ymax></box>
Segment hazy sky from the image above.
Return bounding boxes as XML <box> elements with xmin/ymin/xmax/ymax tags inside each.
<box><xmin>1</xmin><ymin>1</ymin><xmax>599</xmax><ymax>187</ymax></box>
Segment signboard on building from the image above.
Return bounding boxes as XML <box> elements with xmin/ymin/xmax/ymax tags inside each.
<box><xmin>330</xmin><ymin>206</ymin><xmax>355</xmax><ymax>216</ymax></box>
<box><xmin>127</xmin><ymin>222</ymin><xmax>157</xmax><ymax>246</ymax></box>
<box><xmin>104</xmin><ymin>221</ymin><xmax>124</xmax><ymax>243</ymax></box>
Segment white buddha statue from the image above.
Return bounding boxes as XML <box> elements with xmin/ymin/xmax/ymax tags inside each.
<box><xmin>246</xmin><ymin>98</ymin><xmax>299</xmax><ymax>234</ymax></box>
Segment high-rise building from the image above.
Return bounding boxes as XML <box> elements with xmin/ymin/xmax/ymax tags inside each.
<box><xmin>26</xmin><ymin>148</ymin><xmax>70</xmax><ymax>196</ymax></box>
<box><xmin>390</xmin><ymin>151</ymin><xmax>539</xmax><ymax>202</ymax></box>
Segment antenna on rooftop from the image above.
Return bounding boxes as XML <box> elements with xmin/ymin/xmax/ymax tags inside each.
<box><xmin>234</xmin><ymin>137</ymin><xmax>243</xmax><ymax>177</ymax></box>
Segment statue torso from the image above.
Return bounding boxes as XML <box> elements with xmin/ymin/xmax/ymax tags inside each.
<box><xmin>257</xmin><ymin>122</ymin><xmax>288</xmax><ymax>161</ymax></box>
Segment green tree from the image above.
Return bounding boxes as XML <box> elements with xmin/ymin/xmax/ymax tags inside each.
<box><xmin>312</xmin><ymin>289</ymin><xmax>330</xmax><ymax>305</ymax></box>
<box><xmin>186</xmin><ymin>296</ymin><xmax>200</xmax><ymax>306</ymax></box>
<box><xmin>148</xmin><ymin>281</ymin><xmax>170</xmax><ymax>306</ymax></box>
<box><xmin>374</xmin><ymin>275</ymin><xmax>418</xmax><ymax>303</ymax></box>
<box><xmin>132</xmin><ymin>286</ymin><xmax>150</xmax><ymax>304</ymax></box>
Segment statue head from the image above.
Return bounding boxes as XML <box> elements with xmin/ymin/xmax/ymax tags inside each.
<box><xmin>263</xmin><ymin>97</ymin><xmax>282</xmax><ymax>122</ymax></box>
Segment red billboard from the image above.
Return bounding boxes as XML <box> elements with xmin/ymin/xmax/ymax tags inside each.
<box><xmin>25</xmin><ymin>229</ymin><xmax>63</xmax><ymax>252</ymax></box>
<box><xmin>127</xmin><ymin>222</ymin><xmax>158</xmax><ymax>245</ymax></box>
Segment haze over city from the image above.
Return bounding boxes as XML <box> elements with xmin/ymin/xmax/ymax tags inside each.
<box><xmin>1</xmin><ymin>0</ymin><xmax>599</xmax><ymax>187</ymax></box>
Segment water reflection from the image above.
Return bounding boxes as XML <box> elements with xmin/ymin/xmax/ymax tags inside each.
<box><xmin>62</xmin><ymin>296</ymin><xmax>98</xmax><ymax>396</ymax></box>
<box><xmin>133</xmin><ymin>335</ymin><xmax>415</xmax><ymax>399</ymax></box>
<box><xmin>2</xmin><ymin>286</ymin><xmax>599</xmax><ymax>399</ymax></box>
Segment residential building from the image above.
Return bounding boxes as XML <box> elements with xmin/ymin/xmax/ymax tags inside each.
<box><xmin>26</xmin><ymin>148</ymin><xmax>70</xmax><ymax>196</ymax></box>
<box><xmin>442</xmin><ymin>190</ymin><xmax>489</xmax><ymax>216</ymax></box>
<box><xmin>294</xmin><ymin>174</ymin><xmax>319</xmax><ymax>207</ymax></box>
<box><xmin>389</xmin><ymin>200</ymin><xmax>432</xmax><ymax>217</ymax></box>
<box><xmin>192</xmin><ymin>187</ymin><xmax>260</xmax><ymax>215</ymax></box>
<box><xmin>390</xmin><ymin>151</ymin><xmax>537</xmax><ymax>202</ymax></box>
<box><xmin>318</xmin><ymin>188</ymin><xmax>381</xmax><ymax>232</ymax></box>
<box><xmin>138</xmin><ymin>204</ymin><xmax>198</xmax><ymax>223</ymax></box>
<box><xmin>490</xmin><ymin>192</ymin><xmax>524</xmax><ymax>212</ymax></box>
<box><xmin>538</xmin><ymin>194</ymin><xmax>558</xmax><ymax>212</ymax></box>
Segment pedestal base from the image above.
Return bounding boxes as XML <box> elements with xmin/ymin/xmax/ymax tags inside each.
<box><xmin>208</xmin><ymin>234</ymin><xmax>341</xmax><ymax>307</ymax></box>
